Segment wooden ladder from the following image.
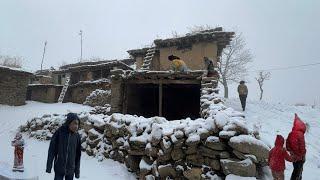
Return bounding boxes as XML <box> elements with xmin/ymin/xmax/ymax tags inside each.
<box><xmin>57</xmin><ymin>77</ymin><xmax>70</xmax><ymax>103</ymax></box>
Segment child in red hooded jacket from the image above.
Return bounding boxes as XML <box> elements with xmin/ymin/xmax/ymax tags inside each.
<box><xmin>286</xmin><ymin>113</ymin><xmax>306</xmax><ymax>180</ymax></box>
<box><xmin>269</xmin><ymin>135</ymin><xmax>293</xmax><ymax>180</ymax></box>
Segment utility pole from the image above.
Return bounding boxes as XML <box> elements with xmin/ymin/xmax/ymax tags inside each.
<box><xmin>79</xmin><ymin>30</ymin><xmax>83</xmax><ymax>61</ymax></box>
<box><xmin>40</xmin><ymin>41</ymin><xmax>47</xmax><ymax>71</ymax></box>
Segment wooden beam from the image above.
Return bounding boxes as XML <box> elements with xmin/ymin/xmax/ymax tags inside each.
<box><xmin>159</xmin><ymin>82</ymin><xmax>163</xmax><ymax>117</ymax></box>
<box><xmin>126</xmin><ymin>79</ymin><xmax>200</xmax><ymax>85</ymax></box>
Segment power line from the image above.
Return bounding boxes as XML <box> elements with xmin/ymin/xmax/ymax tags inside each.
<box><xmin>250</xmin><ymin>62</ymin><xmax>320</xmax><ymax>72</ymax></box>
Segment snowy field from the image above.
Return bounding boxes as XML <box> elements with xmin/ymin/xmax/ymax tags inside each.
<box><xmin>225</xmin><ymin>98</ymin><xmax>320</xmax><ymax>180</ymax></box>
<box><xmin>0</xmin><ymin>101</ymin><xmax>135</xmax><ymax>180</ymax></box>
<box><xmin>0</xmin><ymin>100</ymin><xmax>319</xmax><ymax>179</ymax></box>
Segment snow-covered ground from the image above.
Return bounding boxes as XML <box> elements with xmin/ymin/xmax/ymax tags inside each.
<box><xmin>225</xmin><ymin>98</ymin><xmax>320</xmax><ymax>180</ymax></box>
<box><xmin>1</xmin><ymin>100</ymin><xmax>319</xmax><ymax>179</ymax></box>
<box><xmin>0</xmin><ymin>101</ymin><xmax>135</xmax><ymax>180</ymax></box>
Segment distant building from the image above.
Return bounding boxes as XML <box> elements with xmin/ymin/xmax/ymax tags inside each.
<box><xmin>0</xmin><ymin>66</ymin><xmax>32</xmax><ymax>106</ymax></box>
<box><xmin>27</xmin><ymin>59</ymin><xmax>133</xmax><ymax>103</ymax></box>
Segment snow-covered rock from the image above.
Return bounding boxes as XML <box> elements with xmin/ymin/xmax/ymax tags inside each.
<box><xmin>228</xmin><ymin>135</ymin><xmax>270</xmax><ymax>160</ymax></box>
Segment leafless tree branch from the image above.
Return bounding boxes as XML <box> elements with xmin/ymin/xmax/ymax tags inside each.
<box><xmin>255</xmin><ymin>71</ymin><xmax>271</xmax><ymax>100</ymax></box>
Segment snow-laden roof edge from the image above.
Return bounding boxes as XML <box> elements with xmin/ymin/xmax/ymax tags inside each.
<box><xmin>0</xmin><ymin>65</ymin><xmax>33</xmax><ymax>75</ymax></box>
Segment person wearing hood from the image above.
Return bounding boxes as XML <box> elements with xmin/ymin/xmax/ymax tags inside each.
<box><xmin>286</xmin><ymin>113</ymin><xmax>307</xmax><ymax>180</ymax></box>
<box><xmin>268</xmin><ymin>135</ymin><xmax>293</xmax><ymax>180</ymax></box>
<box><xmin>46</xmin><ymin>113</ymin><xmax>81</xmax><ymax>180</ymax></box>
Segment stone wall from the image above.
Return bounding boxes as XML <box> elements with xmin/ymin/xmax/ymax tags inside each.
<box><xmin>27</xmin><ymin>85</ymin><xmax>63</xmax><ymax>103</ymax></box>
<box><xmin>0</xmin><ymin>67</ymin><xmax>32</xmax><ymax>106</ymax></box>
<box><xmin>21</xmin><ymin>109</ymin><xmax>269</xmax><ymax>179</ymax></box>
<box><xmin>65</xmin><ymin>81</ymin><xmax>111</xmax><ymax>104</ymax></box>
<box><xmin>21</xmin><ymin>83</ymin><xmax>269</xmax><ymax>179</ymax></box>
<box><xmin>83</xmin><ymin>89</ymin><xmax>111</xmax><ymax>107</ymax></box>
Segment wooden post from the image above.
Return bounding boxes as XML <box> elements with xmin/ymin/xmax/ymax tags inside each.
<box><xmin>159</xmin><ymin>81</ymin><xmax>163</xmax><ymax>117</ymax></box>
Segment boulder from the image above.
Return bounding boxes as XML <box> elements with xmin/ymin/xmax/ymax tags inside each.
<box><xmin>228</xmin><ymin>135</ymin><xmax>270</xmax><ymax>160</ymax></box>
<box><xmin>205</xmin><ymin>136</ymin><xmax>227</xmax><ymax>151</ymax></box>
<box><xmin>125</xmin><ymin>155</ymin><xmax>141</xmax><ymax>172</ymax></box>
<box><xmin>220</xmin><ymin>158</ymin><xmax>256</xmax><ymax>177</ymax></box>
<box><xmin>199</xmin><ymin>146</ymin><xmax>220</xmax><ymax>159</ymax></box>
<box><xmin>88</xmin><ymin>129</ymin><xmax>101</xmax><ymax>140</ymax></box>
<box><xmin>158</xmin><ymin>164</ymin><xmax>177</xmax><ymax>178</ymax></box>
<box><xmin>186</xmin><ymin>154</ymin><xmax>204</xmax><ymax>167</ymax></box>
<box><xmin>219</xmin><ymin>131</ymin><xmax>237</xmax><ymax>140</ymax></box>
<box><xmin>204</xmin><ymin>157</ymin><xmax>220</xmax><ymax>171</ymax></box>
<box><xmin>183</xmin><ymin>145</ymin><xmax>198</xmax><ymax>155</ymax></box>
<box><xmin>185</xmin><ymin>134</ymin><xmax>201</xmax><ymax>146</ymax></box>
<box><xmin>183</xmin><ymin>168</ymin><xmax>202</xmax><ymax>180</ymax></box>
<box><xmin>171</xmin><ymin>148</ymin><xmax>185</xmax><ymax>161</ymax></box>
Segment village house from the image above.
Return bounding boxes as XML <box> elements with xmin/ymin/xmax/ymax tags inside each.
<box><xmin>27</xmin><ymin>59</ymin><xmax>134</xmax><ymax>103</ymax></box>
<box><xmin>26</xmin><ymin>27</ymin><xmax>234</xmax><ymax>120</ymax></box>
<box><xmin>127</xmin><ymin>27</ymin><xmax>233</xmax><ymax>71</ymax></box>
<box><xmin>0</xmin><ymin>66</ymin><xmax>32</xmax><ymax>106</ymax></box>
<box><xmin>112</xmin><ymin>27</ymin><xmax>234</xmax><ymax>120</ymax></box>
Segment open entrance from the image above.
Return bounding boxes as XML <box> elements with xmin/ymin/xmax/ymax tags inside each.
<box><xmin>163</xmin><ymin>84</ymin><xmax>201</xmax><ymax>120</ymax></box>
<box><xmin>124</xmin><ymin>82</ymin><xmax>201</xmax><ymax>120</ymax></box>
<box><xmin>125</xmin><ymin>84</ymin><xmax>159</xmax><ymax>118</ymax></box>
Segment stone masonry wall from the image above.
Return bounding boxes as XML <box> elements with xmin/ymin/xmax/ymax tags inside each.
<box><xmin>0</xmin><ymin>68</ymin><xmax>31</xmax><ymax>106</ymax></box>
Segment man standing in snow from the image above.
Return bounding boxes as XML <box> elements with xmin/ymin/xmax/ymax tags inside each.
<box><xmin>46</xmin><ymin>113</ymin><xmax>81</xmax><ymax>180</ymax></box>
<box><xmin>286</xmin><ymin>113</ymin><xmax>307</xmax><ymax>180</ymax></box>
<box><xmin>237</xmin><ymin>81</ymin><xmax>248</xmax><ymax>111</ymax></box>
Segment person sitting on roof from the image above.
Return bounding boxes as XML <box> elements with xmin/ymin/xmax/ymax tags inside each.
<box><xmin>168</xmin><ymin>55</ymin><xmax>189</xmax><ymax>73</ymax></box>
<box><xmin>204</xmin><ymin>57</ymin><xmax>219</xmax><ymax>78</ymax></box>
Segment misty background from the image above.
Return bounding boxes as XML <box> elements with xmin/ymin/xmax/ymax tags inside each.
<box><xmin>1</xmin><ymin>0</ymin><xmax>319</xmax><ymax>105</ymax></box>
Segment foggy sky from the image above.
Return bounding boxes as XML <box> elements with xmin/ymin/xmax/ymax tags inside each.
<box><xmin>1</xmin><ymin>0</ymin><xmax>319</xmax><ymax>104</ymax></box>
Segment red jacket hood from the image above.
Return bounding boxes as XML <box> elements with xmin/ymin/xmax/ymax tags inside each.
<box><xmin>292</xmin><ymin>113</ymin><xmax>306</xmax><ymax>134</ymax></box>
<box><xmin>275</xmin><ymin>135</ymin><xmax>284</xmax><ymax>147</ymax></box>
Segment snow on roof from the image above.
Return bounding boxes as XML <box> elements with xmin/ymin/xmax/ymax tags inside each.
<box><xmin>154</xmin><ymin>27</ymin><xmax>234</xmax><ymax>49</ymax></box>
<box><xmin>0</xmin><ymin>65</ymin><xmax>33</xmax><ymax>75</ymax></box>
<box><xmin>57</xmin><ymin>59</ymin><xmax>134</xmax><ymax>72</ymax></box>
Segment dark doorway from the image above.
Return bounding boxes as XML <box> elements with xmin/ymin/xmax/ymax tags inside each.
<box><xmin>125</xmin><ymin>84</ymin><xmax>159</xmax><ymax>118</ymax></box>
<box><xmin>163</xmin><ymin>84</ymin><xmax>201</xmax><ymax>120</ymax></box>
<box><xmin>124</xmin><ymin>83</ymin><xmax>201</xmax><ymax>120</ymax></box>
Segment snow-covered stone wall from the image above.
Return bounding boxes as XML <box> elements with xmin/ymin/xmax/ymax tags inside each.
<box><xmin>20</xmin><ymin>72</ymin><xmax>270</xmax><ymax>179</ymax></box>
<box><xmin>83</xmin><ymin>89</ymin><xmax>111</xmax><ymax>107</ymax></box>
<box><xmin>20</xmin><ymin>101</ymin><xmax>269</xmax><ymax>179</ymax></box>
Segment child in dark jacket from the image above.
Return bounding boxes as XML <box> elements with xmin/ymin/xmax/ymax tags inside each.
<box><xmin>269</xmin><ymin>135</ymin><xmax>293</xmax><ymax>180</ymax></box>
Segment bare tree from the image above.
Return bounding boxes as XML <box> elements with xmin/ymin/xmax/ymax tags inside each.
<box><xmin>255</xmin><ymin>71</ymin><xmax>271</xmax><ymax>100</ymax></box>
<box><xmin>218</xmin><ymin>33</ymin><xmax>253</xmax><ymax>98</ymax></box>
<box><xmin>0</xmin><ymin>55</ymin><xmax>23</xmax><ymax>68</ymax></box>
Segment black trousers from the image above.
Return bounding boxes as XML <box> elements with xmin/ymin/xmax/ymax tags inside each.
<box><xmin>290</xmin><ymin>160</ymin><xmax>305</xmax><ymax>180</ymax></box>
<box><xmin>54</xmin><ymin>174</ymin><xmax>74</xmax><ymax>180</ymax></box>
<box><xmin>239</xmin><ymin>95</ymin><xmax>247</xmax><ymax>111</ymax></box>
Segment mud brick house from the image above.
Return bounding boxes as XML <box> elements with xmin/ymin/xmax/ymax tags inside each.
<box><xmin>27</xmin><ymin>59</ymin><xmax>133</xmax><ymax>103</ymax></box>
<box><xmin>0</xmin><ymin>66</ymin><xmax>32</xmax><ymax>106</ymax></box>
<box><xmin>112</xmin><ymin>28</ymin><xmax>234</xmax><ymax>120</ymax></box>
<box><xmin>128</xmin><ymin>27</ymin><xmax>234</xmax><ymax>71</ymax></box>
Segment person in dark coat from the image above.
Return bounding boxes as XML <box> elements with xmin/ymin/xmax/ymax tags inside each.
<box><xmin>203</xmin><ymin>57</ymin><xmax>219</xmax><ymax>78</ymax></box>
<box><xmin>286</xmin><ymin>113</ymin><xmax>307</xmax><ymax>180</ymax></box>
<box><xmin>268</xmin><ymin>135</ymin><xmax>293</xmax><ymax>180</ymax></box>
<box><xmin>237</xmin><ymin>81</ymin><xmax>248</xmax><ymax>111</ymax></box>
<box><xmin>46</xmin><ymin>113</ymin><xmax>81</xmax><ymax>180</ymax></box>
